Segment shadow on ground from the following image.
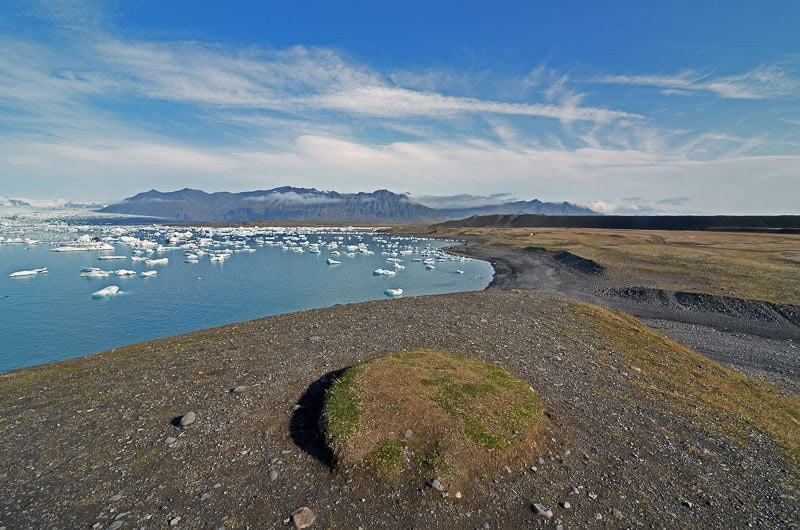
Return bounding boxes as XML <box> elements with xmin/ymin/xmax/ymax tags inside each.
<box><xmin>290</xmin><ymin>368</ymin><xmax>348</xmax><ymax>468</ymax></box>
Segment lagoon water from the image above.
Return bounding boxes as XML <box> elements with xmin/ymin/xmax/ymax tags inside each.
<box><xmin>0</xmin><ymin>220</ymin><xmax>492</xmax><ymax>373</ymax></box>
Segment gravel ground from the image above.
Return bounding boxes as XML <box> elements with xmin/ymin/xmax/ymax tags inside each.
<box><xmin>451</xmin><ymin>241</ymin><xmax>800</xmax><ymax>395</ymax></box>
<box><xmin>0</xmin><ymin>241</ymin><xmax>798</xmax><ymax>529</ymax></box>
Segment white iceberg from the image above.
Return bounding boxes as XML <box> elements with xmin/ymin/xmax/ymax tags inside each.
<box><xmin>52</xmin><ymin>235</ymin><xmax>115</xmax><ymax>252</ymax></box>
<box><xmin>326</xmin><ymin>258</ymin><xmax>342</xmax><ymax>265</ymax></box>
<box><xmin>80</xmin><ymin>268</ymin><xmax>111</xmax><ymax>278</ymax></box>
<box><xmin>140</xmin><ymin>270</ymin><xmax>157</xmax><ymax>277</ymax></box>
<box><xmin>373</xmin><ymin>268</ymin><xmax>396</xmax><ymax>276</ymax></box>
<box><xmin>98</xmin><ymin>255</ymin><xmax>127</xmax><ymax>261</ymax></box>
<box><xmin>384</xmin><ymin>288</ymin><xmax>403</xmax><ymax>297</ymax></box>
<box><xmin>144</xmin><ymin>257</ymin><xmax>169</xmax><ymax>266</ymax></box>
<box><xmin>9</xmin><ymin>267</ymin><xmax>47</xmax><ymax>278</ymax></box>
<box><xmin>114</xmin><ymin>269</ymin><xmax>137</xmax><ymax>276</ymax></box>
<box><xmin>92</xmin><ymin>285</ymin><xmax>120</xmax><ymax>298</ymax></box>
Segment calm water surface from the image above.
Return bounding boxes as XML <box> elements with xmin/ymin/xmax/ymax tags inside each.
<box><xmin>0</xmin><ymin>222</ymin><xmax>492</xmax><ymax>372</ymax></box>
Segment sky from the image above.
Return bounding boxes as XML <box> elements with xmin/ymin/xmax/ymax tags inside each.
<box><xmin>1</xmin><ymin>0</ymin><xmax>799</xmax><ymax>214</ymax></box>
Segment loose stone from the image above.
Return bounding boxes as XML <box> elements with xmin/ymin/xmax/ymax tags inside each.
<box><xmin>169</xmin><ymin>516</ymin><xmax>182</xmax><ymax>526</ymax></box>
<box><xmin>108</xmin><ymin>494</ymin><xmax>122</xmax><ymax>502</ymax></box>
<box><xmin>231</xmin><ymin>386</ymin><xmax>247</xmax><ymax>394</ymax></box>
<box><xmin>405</xmin><ymin>429</ymin><xmax>413</xmax><ymax>439</ymax></box>
<box><xmin>595</xmin><ymin>513</ymin><xmax>603</xmax><ymax>520</ymax></box>
<box><xmin>268</xmin><ymin>469</ymin><xmax>279</xmax><ymax>481</ymax></box>
<box><xmin>108</xmin><ymin>521</ymin><xmax>123</xmax><ymax>530</ymax></box>
<box><xmin>455</xmin><ymin>491</ymin><xmax>462</xmax><ymax>499</ymax></box>
<box><xmin>200</xmin><ymin>492</ymin><xmax>212</xmax><ymax>501</ymax></box>
<box><xmin>588</xmin><ymin>492</ymin><xmax>598</xmax><ymax>500</ymax></box>
<box><xmin>291</xmin><ymin>506</ymin><xmax>316</xmax><ymax>528</ymax></box>
<box><xmin>165</xmin><ymin>437</ymin><xmax>177</xmax><ymax>445</ymax></box>
<box><xmin>570</xmin><ymin>486</ymin><xmax>580</xmax><ymax>494</ymax></box>
<box><xmin>179</xmin><ymin>412</ymin><xmax>196</xmax><ymax>427</ymax></box>
<box><xmin>561</xmin><ymin>501</ymin><xmax>571</xmax><ymax>509</ymax></box>
<box><xmin>531</xmin><ymin>504</ymin><xmax>553</xmax><ymax>518</ymax></box>
<box><xmin>428</xmin><ymin>478</ymin><xmax>445</xmax><ymax>491</ymax></box>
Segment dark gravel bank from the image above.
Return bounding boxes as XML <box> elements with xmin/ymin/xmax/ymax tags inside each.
<box><xmin>450</xmin><ymin>241</ymin><xmax>800</xmax><ymax>393</ymax></box>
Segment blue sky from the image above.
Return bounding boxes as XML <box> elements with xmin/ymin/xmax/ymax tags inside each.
<box><xmin>1</xmin><ymin>0</ymin><xmax>799</xmax><ymax>213</ymax></box>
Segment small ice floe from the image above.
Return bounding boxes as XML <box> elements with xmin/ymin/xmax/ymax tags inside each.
<box><xmin>140</xmin><ymin>270</ymin><xmax>157</xmax><ymax>277</ymax></box>
<box><xmin>326</xmin><ymin>258</ymin><xmax>342</xmax><ymax>265</ymax></box>
<box><xmin>92</xmin><ymin>285</ymin><xmax>120</xmax><ymax>298</ymax></box>
<box><xmin>384</xmin><ymin>288</ymin><xmax>403</xmax><ymax>297</ymax></box>
<box><xmin>9</xmin><ymin>267</ymin><xmax>48</xmax><ymax>278</ymax></box>
<box><xmin>114</xmin><ymin>269</ymin><xmax>137</xmax><ymax>276</ymax></box>
<box><xmin>185</xmin><ymin>258</ymin><xmax>199</xmax><ymax>264</ymax></box>
<box><xmin>144</xmin><ymin>257</ymin><xmax>169</xmax><ymax>266</ymax></box>
<box><xmin>425</xmin><ymin>264</ymin><xmax>436</xmax><ymax>270</ymax></box>
<box><xmin>98</xmin><ymin>255</ymin><xmax>127</xmax><ymax>261</ymax></box>
<box><xmin>455</xmin><ymin>270</ymin><xmax>465</xmax><ymax>274</ymax></box>
<box><xmin>373</xmin><ymin>268</ymin><xmax>396</xmax><ymax>276</ymax></box>
<box><xmin>393</xmin><ymin>263</ymin><xmax>405</xmax><ymax>270</ymax></box>
<box><xmin>80</xmin><ymin>268</ymin><xmax>110</xmax><ymax>278</ymax></box>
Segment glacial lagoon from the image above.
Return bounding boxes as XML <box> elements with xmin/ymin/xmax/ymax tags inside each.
<box><xmin>0</xmin><ymin>218</ymin><xmax>492</xmax><ymax>372</ymax></box>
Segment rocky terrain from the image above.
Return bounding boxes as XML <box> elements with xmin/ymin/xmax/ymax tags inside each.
<box><xmin>0</xmin><ymin>237</ymin><xmax>798</xmax><ymax>529</ymax></box>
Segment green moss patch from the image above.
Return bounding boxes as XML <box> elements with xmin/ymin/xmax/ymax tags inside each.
<box><xmin>322</xmin><ymin>349</ymin><xmax>543</xmax><ymax>486</ymax></box>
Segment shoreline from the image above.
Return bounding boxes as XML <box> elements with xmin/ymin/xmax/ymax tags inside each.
<box><xmin>1</xmin><ymin>228</ymin><xmax>798</xmax><ymax>528</ymax></box>
<box><xmin>444</xmin><ymin>236</ymin><xmax>799</xmax><ymax>394</ymax></box>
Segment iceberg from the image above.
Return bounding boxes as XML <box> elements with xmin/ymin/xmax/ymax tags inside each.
<box><xmin>9</xmin><ymin>267</ymin><xmax>48</xmax><ymax>278</ymax></box>
<box><xmin>98</xmin><ymin>255</ymin><xmax>127</xmax><ymax>261</ymax></box>
<box><xmin>91</xmin><ymin>285</ymin><xmax>120</xmax><ymax>298</ymax></box>
<box><xmin>114</xmin><ymin>269</ymin><xmax>137</xmax><ymax>276</ymax></box>
<box><xmin>140</xmin><ymin>270</ymin><xmax>157</xmax><ymax>277</ymax></box>
<box><xmin>384</xmin><ymin>288</ymin><xmax>403</xmax><ymax>297</ymax></box>
<box><xmin>80</xmin><ymin>268</ymin><xmax>111</xmax><ymax>278</ymax></box>
<box><xmin>326</xmin><ymin>258</ymin><xmax>342</xmax><ymax>265</ymax></box>
<box><xmin>144</xmin><ymin>257</ymin><xmax>169</xmax><ymax>266</ymax></box>
<box><xmin>373</xmin><ymin>268</ymin><xmax>396</xmax><ymax>276</ymax></box>
<box><xmin>52</xmin><ymin>234</ymin><xmax>115</xmax><ymax>252</ymax></box>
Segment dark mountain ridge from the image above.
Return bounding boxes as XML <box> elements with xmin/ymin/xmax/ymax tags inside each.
<box><xmin>100</xmin><ymin>187</ymin><xmax>595</xmax><ymax>222</ymax></box>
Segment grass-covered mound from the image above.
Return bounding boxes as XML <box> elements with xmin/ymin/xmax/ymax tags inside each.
<box><xmin>322</xmin><ymin>348</ymin><xmax>543</xmax><ymax>487</ymax></box>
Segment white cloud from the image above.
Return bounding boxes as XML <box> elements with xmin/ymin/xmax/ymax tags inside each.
<box><xmin>412</xmin><ymin>193</ymin><xmax>519</xmax><ymax>209</ymax></box>
<box><xmin>597</xmin><ymin>65</ymin><xmax>800</xmax><ymax>100</ymax></box>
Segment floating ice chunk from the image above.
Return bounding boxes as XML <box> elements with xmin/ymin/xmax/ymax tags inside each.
<box><xmin>98</xmin><ymin>255</ymin><xmax>127</xmax><ymax>261</ymax></box>
<box><xmin>373</xmin><ymin>269</ymin><xmax>396</xmax><ymax>276</ymax></box>
<box><xmin>384</xmin><ymin>288</ymin><xmax>403</xmax><ymax>297</ymax></box>
<box><xmin>140</xmin><ymin>270</ymin><xmax>157</xmax><ymax>277</ymax></box>
<box><xmin>80</xmin><ymin>269</ymin><xmax>111</xmax><ymax>278</ymax></box>
<box><xmin>425</xmin><ymin>264</ymin><xmax>436</xmax><ymax>270</ymax></box>
<box><xmin>144</xmin><ymin>257</ymin><xmax>168</xmax><ymax>266</ymax></box>
<box><xmin>92</xmin><ymin>285</ymin><xmax>120</xmax><ymax>298</ymax></box>
<box><xmin>326</xmin><ymin>258</ymin><xmax>342</xmax><ymax>265</ymax></box>
<box><xmin>52</xmin><ymin>235</ymin><xmax>115</xmax><ymax>252</ymax></box>
<box><xmin>455</xmin><ymin>270</ymin><xmax>464</xmax><ymax>274</ymax></box>
<box><xmin>9</xmin><ymin>267</ymin><xmax>47</xmax><ymax>278</ymax></box>
<box><xmin>114</xmin><ymin>269</ymin><xmax>137</xmax><ymax>276</ymax></box>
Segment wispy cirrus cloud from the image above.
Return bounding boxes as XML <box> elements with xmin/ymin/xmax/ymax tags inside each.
<box><xmin>597</xmin><ymin>65</ymin><xmax>800</xmax><ymax>99</ymax></box>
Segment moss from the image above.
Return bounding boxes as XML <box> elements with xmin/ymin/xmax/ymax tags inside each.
<box><xmin>323</xmin><ymin>365</ymin><xmax>365</xmax><ymax>445</ymax></box>
<box><xmin>366</xmin><ymin>438</ymin><xmax>406</xmax><ymax>475</ymax></box>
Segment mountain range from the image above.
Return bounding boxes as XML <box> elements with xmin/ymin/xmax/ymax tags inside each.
<box><xmin>99</xmin><ymin>187</ymin><xmax>596</xmax><ymax>222</ymax></box>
